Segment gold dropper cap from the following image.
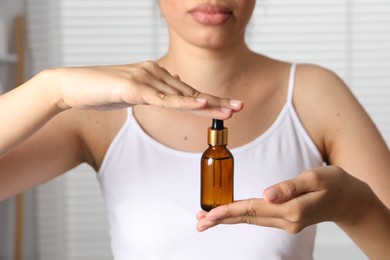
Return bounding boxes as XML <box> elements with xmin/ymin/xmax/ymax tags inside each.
<box><xmin>208</xmin><ymin>119</ymin><xmax>228</xmax><ymax>146</ymax></box>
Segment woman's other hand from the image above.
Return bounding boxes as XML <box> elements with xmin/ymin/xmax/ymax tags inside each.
<box><xmin>196</xmin><ymin>166</ymin><xmax>373</xmax><ymax>233</ymax></box>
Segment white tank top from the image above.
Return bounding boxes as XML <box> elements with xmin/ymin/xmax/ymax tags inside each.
<box><xmin>98</xmin><ymin>64</ymin><xmax>323</xmax><ymax>260</ymax></box>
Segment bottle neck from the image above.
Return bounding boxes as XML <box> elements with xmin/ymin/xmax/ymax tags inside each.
<box><xmin>209</xmin><ymin>144</ymin><xmax>227</xmax><ymax>147</ymax></box>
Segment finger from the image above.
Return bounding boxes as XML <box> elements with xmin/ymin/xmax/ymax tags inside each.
<box><xmin>150</xmin><ymin>75</ymin><xmax>244</xmax><ymax>114</ymax></box>
<box><xmin>197</xmin><ymin>215</ymin><xmax>290</xmax><ymax>232</ymax></box>
<box><xmin>158</xmin><ymin>72</ymin><xmax>202</xmax><ymax>97</ymax></box>
<box><xmin>135</xmin><ymin>61</ymin><xmax>190</xmax><ymax>96</ymax></box>
<box><xmin>131</xmin><ymin>85</ymin><xmax>235</xmax><ymax>119</ymax></box>
<box><xmin>200</xmin><ymin>94</ymin><xmax>243</xmax><ymax>112</ymax></box>
<box><xmin>263</xmin><ymin>170</ymin><xmax>323</xmax><ymax>204</ymax></box>
<box><xmin>196</xmin><ymin>200</ymin><xmax>290</xmax><ymax>232</ymax></box>
<box><xmin>139</xmin><ymin>71</ymin><xmax>184</xmax><ymax>96</ymax></box>
<box><xmin>139</xmin><ymin>61</ymin><xmax>244</xmax><ymax>113</ymax></box>
<box><xmin>152</xmin><ymin>79</ymin><xmax>243</xmax><ymax>114</ymax></box>
<box><xmin>209</xmin><ymin>199</ymin><xmax>282</xmax><ymax>218</ymax></box>
<box><xmin>140</xmin><ymin>61</ymin><xmax>195</xmax><ymax>96</ymax></box>
<box><xmin>196</xmin><ymin>210</ymin><xmax>208</xmax><ymax>220</ymax></box>
<box><xmin>142</xmin><ymin>88</ymin><xmax>236</xmax><ymax>119</ymax></box>
<box><xmin>140</xmin><ymin>87</ymin><xmax>209</xmax><ymax>110</ymax></box>
<box><xmin>196</xmin><ymin>200</ymin><xmax>308</xmax><ymax>233</ymax></box>
<box><xmin>156</xmin><ymin>71</ymin><xmax>244</xmax><ymax>112</ymax></box>
<box><xmin>187</xmin><ymin>106</ymin><xmax>234</xmax><ymax>120</ymax></box>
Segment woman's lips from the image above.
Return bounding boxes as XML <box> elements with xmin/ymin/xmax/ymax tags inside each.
<box><xmin>189</xmin><ymin>4</ymin><xmax>232</xmax><ymax>25</ymax></box>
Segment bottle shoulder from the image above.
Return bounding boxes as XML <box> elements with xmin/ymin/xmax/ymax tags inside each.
<box><xmin>201</xmin><ymin>145</ymin><xmax>233</xmax><ymax>159</ymax></box>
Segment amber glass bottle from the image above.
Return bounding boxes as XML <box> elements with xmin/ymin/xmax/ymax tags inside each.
<box><xmin>201</xmin><ymin>119</ymin><xmax>234</xmax><ymax>211</ymax></box>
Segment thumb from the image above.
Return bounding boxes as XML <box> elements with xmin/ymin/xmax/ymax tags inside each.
<box><xmin>263</xmin><ymin>179</ymin><xmax>304</xmax><ymax>204</ymax></box>
<box><xmin>263</xmin><ymin>169</ymin><xmax>330</xmax><ymax>204</ymax></box>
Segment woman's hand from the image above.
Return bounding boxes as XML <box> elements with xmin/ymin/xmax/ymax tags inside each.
<box><xmin>50</xmin><ymin>61</ymin><xmax>243</xmax><ymax>119</ymax></box>
<box><xmin>196</xmin><ymin>166</ymin><xmax>372</xmax><ymax>233</ymax></box>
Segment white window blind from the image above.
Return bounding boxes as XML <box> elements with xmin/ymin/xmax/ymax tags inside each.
<box><xmin>26</xmin><ymin>1</ymin><xmax>163</xmax><ymax>259</ymax></box>
<box><xmin>61</xmin><ymin>1</ymin><xmax>159</xmax><ymax>66</ymax></box>
<box><xmin>25</xmin><ymin>1</ymin><xmax>389</xmax><ymax>259</ymax></box>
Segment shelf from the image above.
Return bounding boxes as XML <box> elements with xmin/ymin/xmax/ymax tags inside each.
<box><xmin>0</xmin><ymin>54</ymin><xmax>18</xmax><ymax>64</ymax></box>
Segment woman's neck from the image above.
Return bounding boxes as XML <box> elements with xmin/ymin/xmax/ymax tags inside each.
<box><xmin>158</xmin><ymin>35</ymin><xmax>258</xmax><ymax>96</ymax></box>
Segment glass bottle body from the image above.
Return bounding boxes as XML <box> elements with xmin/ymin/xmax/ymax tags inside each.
<box><xmin>201</xmin><ymin>145</ymin><xmax>234</xmax><ymax>211</ymax></box>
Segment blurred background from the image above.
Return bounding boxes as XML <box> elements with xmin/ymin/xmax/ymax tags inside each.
<box><xmin>0</xmin><ymin>0</ymin><xmax>389</xmax><ymax>259</ymax></box>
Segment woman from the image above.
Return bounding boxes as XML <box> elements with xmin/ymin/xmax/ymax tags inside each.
<box><xmin>0</xmin><ymin>0</ymin><xmax>389</xmax><ymax>259</ymax></box>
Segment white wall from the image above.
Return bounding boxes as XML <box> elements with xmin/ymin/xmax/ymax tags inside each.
<box><xmin>21</xmin><ymin>0</ymin><xmax>390</xmax><ymax>259</ymax></box>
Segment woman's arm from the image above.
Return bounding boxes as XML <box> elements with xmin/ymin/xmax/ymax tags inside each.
<box><xmin>0</xmin><ymin>62</ymin><xmax>243</xmax><ymax>158</ymax></box>
<box><xmin>0</xmin><ymin>70</ymin><xmax>61</xmax><ymax>157</ymax></box>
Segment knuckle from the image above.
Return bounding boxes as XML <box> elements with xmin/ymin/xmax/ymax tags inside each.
<box><xmin>172</xmin><ymin>89</ymin><xmax>183</xmax><ymax>96</ymax></box>
<box><xmin>139</xmin><ymin>67</ymin><xmax>149</xmax><ymax>77</ymax></box>
<box><xmin>158</xmin><ymin>92</ymin><xmax>168</xmax><ymax>101</ymax></box>
<box><xmin>142</xmin><ymin>60</ymin><xmax>160</xmax><ymax>71</ymax></box>
<box><xmin>238</xmin><ymin>199</ymin><xmax>258</xmax><ymax>225</ymax></box>
<box><xmin>329</xmin><ymin>165</ymin><xmax>342</xmax><ymax>173</ymax></box>
<box><xmin>142</xmin><ymin>60</ymin><xmax>155</xmax><ymax>68</ymax></box>
<box><xmin>201</xmin><ymin>95</ymin><xmax>223</xmax><ymax>107</ymax></box>
<box><xmin>126</xmin><ymin>72</ymin><xmax>137</xmax><ymax>82</ymax></box>
<box><xmin>160</xmin><ymin>66</ymin><xmax>169</xmax><ymax>74</ymax></box>
<box><xmin>246</xmin><ymin>199</ymin><xmax>258</xmax><ymax>217</ymax></box>
<box><xmin>130</xmin><ymin>67</ymin><xmax>149</xmax><ymax>80</ymax></box>
<box><xmin>282</xmin><ymin>182</ymin><xmax>297</xmax><ymax>198</ymax></box>
<box><xmin>286</xmin><ymin>223</ymin><xmax>304</xmax><ymax>234</ymax></box>
<box><xmin>305</xmin><ymin>170</ymin><xmax>325</xmax><ymax>187</ymax></box>
<box><xmin>188</xmin><ymin>87</ymin><xmax>201</xmax><ymax>97</ymax></box>
<box><xmin>240</xmin><ymin>216</ymin><xmax>253</xmax><ymax>225</ymax></box>
<box><xmin>287</xmin><ymin>207</ymin><xmax>303</xmax><ymax>223</ymax></box>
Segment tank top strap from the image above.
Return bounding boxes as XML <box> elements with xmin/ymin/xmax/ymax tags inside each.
<box><xmin>127</xmin><ymin>106</ymin><xmax>134</xmax><ymax>119</ymax></box>
<box><xmin>286</xmin><ymin>63</ymin><xmax>298</xmax><ymax>104</ymax></box>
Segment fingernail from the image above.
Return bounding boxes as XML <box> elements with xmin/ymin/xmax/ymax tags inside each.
<box><xmin>264</xmin><ymin>187</ymin><xmax>279</xmax><ymax>201</ymax></box>
<box><xmin>229</xmin><ymin>100</ymin><xmax>243</xmax><ymax>107</ymax></box>
<box><xmin>195</xmin><ymin>98</ymin><xmax>207</xmax><ymax>104</ymax></box>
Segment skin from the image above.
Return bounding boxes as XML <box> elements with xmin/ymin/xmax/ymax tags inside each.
<box><xmin>0</xmin><ymin>0</ymin><xmax>389</xmax><ymax>258</ymax></box>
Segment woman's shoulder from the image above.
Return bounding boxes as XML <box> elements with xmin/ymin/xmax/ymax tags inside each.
<box><xmin>250</xmin><ymin>56</ymin><xmax>349</xmax><ymax>105</ymax></box>
<box><xmin>255</xmin><ymin>54</ymin><xmax>341</xmax><ymax>81</ymax></box>
<box><xmin>296</xmin><ymin>63</ymin><xmax>344</xmax><ymax>86</ymax></box>
<box><xmin>293</xmin><ymin>63</ymin><xmax>353</xmax><ymax>111</ymax></box>
<box><xmin>291</xmin><ymin>62</ymin><xmax>358</xmax><ymax>159</ymax></box>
